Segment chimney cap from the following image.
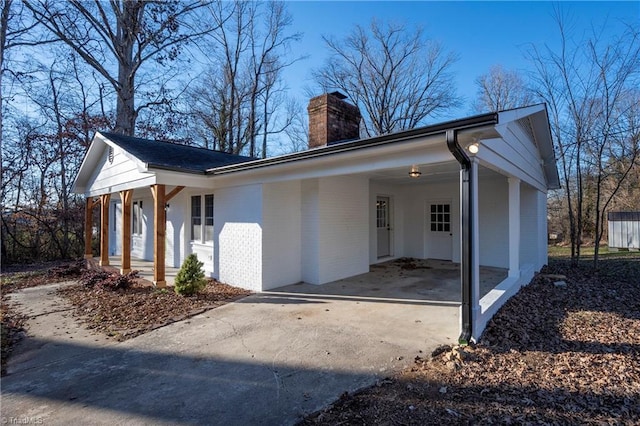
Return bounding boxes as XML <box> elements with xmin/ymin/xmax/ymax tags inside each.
<box><xmin>329</xmin><ymin>91</ymin><xmax>348</xmax><ymax>100</ymax></box>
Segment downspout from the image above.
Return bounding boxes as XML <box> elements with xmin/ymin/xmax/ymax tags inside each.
<box><xmin>446</xmin><ymin>129</ymin><xmax>473</xmax><ymax>345</ymax></box>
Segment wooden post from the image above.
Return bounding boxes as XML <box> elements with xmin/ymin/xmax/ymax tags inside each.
<box><xmin>99</xmin><ymin>194</ymin><xmax>111</xmax><ymax>266</ymax></box>
<box><xmin>84</xmin><ymin>197</ymin><xmax>95</xmax><ymax>259</ymax></box>
<box><xmin>151</xmin><ymin>184</ymin><xmax>166</xmax><ymax>287</ymax></box>
<box><xmin>119</xmin><ymin>189</ymin><xmax>133</xmax><ymax>274</ymax></box>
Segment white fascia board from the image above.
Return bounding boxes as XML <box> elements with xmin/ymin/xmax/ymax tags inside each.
<box><xmin>210</xmin><ymin>137</ymin><xmax>453</xmax><ymax>189</ymax></box>
<box><xmin>85</xmin><ymin>175</ymin><xmax>157</xmax><ymax>197</ymax></box>
<box><xmin>154</xmin><ymin>170</ymin><xmax>213</xmax><ymax>189</ymax></box>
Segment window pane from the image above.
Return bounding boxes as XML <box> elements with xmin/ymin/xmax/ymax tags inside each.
<box><xmin>137</xmin><ymin>201</ymin><xmax>143</xmax><ymax>234</ymax></box>
<box><xmin>431</xmin><ymin>223</ymin><xmax>437</xmax><ymax>231</ymax></box>
<box><xmin>444</xmin><ymin>224</ymin><xmax>450</xmax><ymax>232</ymax></box>
<box><xmin>437</xmin><ymin>223</ymin><xmax>443</xmax><ymax>232</ymax></box>
<box><xmin>205</xmin><ymin>195</ymin><xmax>214</xmax><ymax>221</ymax></box>
<box><xmin>205</xmin><ymin>194</ymin><xmax>214</xmax><ymax>241</ymax></box>
<box><xmin>205</xmin><ymin>225</ymin><xmax>214</xmax><ymax>241</ymax></box>
<box><xmin>133</xmin><ymin>201</ymin><xmax>138</xmax><ymax>235</ymax></box>
<box><xmin>444</xmin><ymin>204</ymin><xmax>450</xmax><ymax>213</ymax></box>
<box><xmin>191</xmin><ymin>196</ymin><xmax>201</xmax><ymax>240</ymax></box>
<box><xmin>437</xmin><ymin>204</ymin><xmax>443</xmax><ymax>213</ymax></box>
<box><xmin>431</xmin><ymin>205</ymin><xmax>436</xmax><ymax>213</ymax></box>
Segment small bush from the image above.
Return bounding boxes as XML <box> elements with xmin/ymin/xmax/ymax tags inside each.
<box><xmin>174</xmin><ymin>254</ymin><xmax>207</xmax><ymax>296</ymax></box>
<box><xmin>80</xmin><ymin>269</ymin><xmax>138</xmax><ymax>291</ymax></box>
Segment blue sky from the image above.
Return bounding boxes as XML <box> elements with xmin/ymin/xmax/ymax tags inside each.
<box><xmin>283</xmin><ymin>1</ymin><xmax>640</xmax><ymax>121</ymax></box>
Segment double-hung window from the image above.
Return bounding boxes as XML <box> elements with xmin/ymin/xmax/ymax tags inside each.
<box><xmin>191</xmin><ymin>194</ymin><xmax>214</xmax><ymax>242</ymax></box>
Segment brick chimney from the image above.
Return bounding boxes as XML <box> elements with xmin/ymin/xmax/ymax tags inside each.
<box><xmin>307</xmin><ymin>91</ymin><xmax>361</xmax><ymax>149</ymax></box>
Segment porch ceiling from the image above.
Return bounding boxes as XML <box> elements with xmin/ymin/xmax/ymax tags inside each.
<box><xmin>368</xmin><ymin>162</ymin><xmax>503</xmax><ymax>185</ymax></box>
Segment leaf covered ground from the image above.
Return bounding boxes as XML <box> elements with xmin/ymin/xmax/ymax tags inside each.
<box><xmin>301</xmin><ymin>254</ymin><xmax>640</xmax><ymax>425</ymax></box>
<box><xmin>57</xmin><ymin>278</ymin><xmax>251</xmax><ymax>341</ymax></box>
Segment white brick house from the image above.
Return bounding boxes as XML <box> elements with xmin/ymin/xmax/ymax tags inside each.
<box><xmin>73</xmin><ymin>92</ymin><xmax>560</xmax><ymax>341</ymax></box>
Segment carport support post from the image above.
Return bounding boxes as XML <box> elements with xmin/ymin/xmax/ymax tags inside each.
<box><xmin>151</xmin><ymin>184</ymin><xmax>166</xmax><ymax>288</ymax></box>
<box><xmin>120</xmin><ymin>189</ymin><xmax>133</xmax><ymax>274</ymax></box>
<box><xmin>447</xmin><ymin>129</ymin><xmax>481</xmax><ymax>345</ymax></box>
<box><xmin>508</xmin><ymin>178</ymin><xmax>520</xmax><ymax>278</ymax></box>
<box><xmin>469</xmin><ymin>159</ymin><xmax>480</xmax><ymax>337</ymax></box>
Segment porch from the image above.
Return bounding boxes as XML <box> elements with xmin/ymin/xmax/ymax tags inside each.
<box><xmin>269</xmin><ymin>258</ymin><xmax>507</xmax><ymax>303</ymax></box>
<box><xmin>100</xmin><ymin>256</ymin><xmax>180</xmax><ymax>286</ymax></box>
<box><xmin>98</xmin><ymin>256</ymin><xmax>508</xmax><ymax>304</ymax></box>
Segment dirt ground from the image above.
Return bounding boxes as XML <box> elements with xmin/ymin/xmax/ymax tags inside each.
<box><xmin>300</xmin><ymin>254</ymin><xmax>640</xmax><ymax>425</ymax></box>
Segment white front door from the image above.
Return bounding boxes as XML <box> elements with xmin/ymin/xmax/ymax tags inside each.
<box><xmin>426</xmin><ymin>201</ymin><xmax>453</xmax><ymax>260</ymax></box>
<box><xmin>377</xmin><ymin>196</ymin><xmax>391</xmax><ymax>258</ymax></box>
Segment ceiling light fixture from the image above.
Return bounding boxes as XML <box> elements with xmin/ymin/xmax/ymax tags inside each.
<box><xmin>408</xmin><ymin>165</ymin><xmax>422</xmax><ymax>178</ymax></box>
<box><xmin>467</xmin><ymin>142</ymin><xmax>480</xmax><ymax>154</ymax></box>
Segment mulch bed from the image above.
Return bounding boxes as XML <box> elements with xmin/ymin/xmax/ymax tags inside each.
<box><xmin>300</xmin><ymin>255</ymin><xmax>640</xmax><ymax>425</ymax></box>
<box><xmin>58</xmin><ymin>279</ymin><xmax>251</xmax><ymax>341</ymax></box>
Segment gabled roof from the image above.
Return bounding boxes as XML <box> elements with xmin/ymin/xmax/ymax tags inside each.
<box><xmin>100</xmin><ymin>132</ymin><xmax>255</xmax><ymax>173</ymax></box>
<box><xmin>73</xmin><ymin>104</ymin><xmax>560</xmax><ymax>195</ymax></box>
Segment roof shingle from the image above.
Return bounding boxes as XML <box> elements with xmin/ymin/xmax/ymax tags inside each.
<box><xmin>101</xmin><ymin>132</ymin><xmax>255</xmax><ymax>174</ymax></box>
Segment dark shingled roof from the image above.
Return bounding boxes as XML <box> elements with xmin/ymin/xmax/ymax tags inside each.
<box><xmin>608</xmin><ymin>211</ymin><xmax>640</xmax><ymax>221</ymax></box>
<box><xmin>101</xmin><ymin>132</ymin><xmax>255</xmax><ymax>174</ymax></box>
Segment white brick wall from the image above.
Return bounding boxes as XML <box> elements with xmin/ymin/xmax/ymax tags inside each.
<box><xmin>537</xmin><ymin>190</ymin><xmax>548</xmax><ymax>269</ymax></box>
<box><xmin>262</xmin><ymin>181</ymin><xmax>302</xmax><ymax>289</ymax></box>
<box><xmin>302</xmin><ymin>176</ymin><xmax>369</xmax><ymax>284</ymax></box>
<box><xmin>319</xmin><ymin>175</ymin><xmax>369</xmax><ymax>283</ymax></box>
<box><xmin>519</xmin><ymin>183</ymin><xmax>538</xmax><ymax>268</ymax></box>
<box><xmin>478</xmin><ymin>177</ymin><xmax>509</xmax><ymax>268</ymax></box>
<box><xmin>215</xmin><ymin>184</ymin><xmax>263</xmax><ymax>291</ymax></box>
<box><xmin>301</xmin><ymin>179</ymin><xmax>320</xmax><ymax>284</ymax></box>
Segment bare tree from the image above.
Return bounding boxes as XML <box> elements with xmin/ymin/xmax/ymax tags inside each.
<box><xmin>1</xmin><ymin>0</ymin><xmax>55</xmax><ymax>147</ymax></box>
<box><xmin>189</xmin><ymin>0</ymin><xmax>301</xmax><ymax>156</ymax></box>
<box><xmin>472</xmin><ymin>64</ymin><xmax>534</xmax><ymax>113</ymax></box>
<box><xmin>528</xmin><ymin>11</ymin><xmax>640</xmax><ymax>266</ymax></box>
<box><xmin>313</xmin><ymin>19</ymin><xmax>460</xmax><ymax>137</ymax></box>
<box><xmin>23</xmin><ymin>0</ymin><xmax>213</xmax><ymax>136</ymax></box>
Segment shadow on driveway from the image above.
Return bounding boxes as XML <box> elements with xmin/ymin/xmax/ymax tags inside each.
<box><xmin>2</xmin><ymin>337</ymin><xmax>374</xmax><ymax>425</ymax></box>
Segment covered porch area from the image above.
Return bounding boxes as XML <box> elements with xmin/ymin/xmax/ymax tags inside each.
<box><xmin>270</xmin><ymin>258</ymin><xmax>508</xmax><ymax>303</ymax></box>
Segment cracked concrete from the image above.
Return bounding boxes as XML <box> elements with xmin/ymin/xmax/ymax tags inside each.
<box><xmin>1</xmin><ymin>262</ymin><xmax>477</xmax><ymax>425</ymax></box>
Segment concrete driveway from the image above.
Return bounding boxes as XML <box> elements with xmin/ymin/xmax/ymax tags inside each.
<box><xmin>1</xmin><ymin>262</ymin><xmax>467</xmax><ymax>425</ymax></box>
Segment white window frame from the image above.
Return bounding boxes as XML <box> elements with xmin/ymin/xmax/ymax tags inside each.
<box><xmin>191</xmin><ymin>193</ymin><xmax>214</xmax><ymax>243</ymax></box>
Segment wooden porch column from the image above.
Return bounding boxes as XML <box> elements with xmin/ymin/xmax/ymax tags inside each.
<box><xmin>99</xmin><ymin>194</ymin><xmax>111</xmax><ymax>266</ymax></box>
<box><xmin>84</xmin><ymin>197</ymin><xmax>96</xmax><ymax>259</ymax></box>
<box><xmin>119</xmin><ymin>189</ymin><xmax>133</xmax><ymax>274</ymax></box>
<box><xmin>151</xmin><ymin>184</ymin><xmax>166</xmax><ymax>287</ymax></box>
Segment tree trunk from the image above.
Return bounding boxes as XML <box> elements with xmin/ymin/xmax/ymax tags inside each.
<box><xmin>114</xmin><ymin>0</ymin><xmax>140</xmax><ymax>136</ymax></box>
